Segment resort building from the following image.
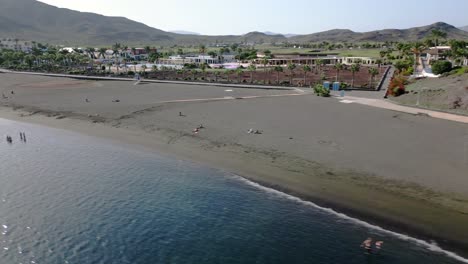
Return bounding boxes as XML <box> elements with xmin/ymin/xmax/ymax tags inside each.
<box><xmin>0</xmin><ymin>38</ymin><xmax>33</xmax><ymax>52</ymax></box>
<box><xmin>158</xmin><ymin>54</ymin><xmax>236</xmax><ymax>66</ymax></box>
<box><xmin>424</xmin><ymin>46</ymin><xmax>451</xmax><ymax>64</ymax></box>
<box><xmin>343</xmin><ymin>57</ymin><xmax>377</xmax><ymax>65</ymax></box>
<box><xmin>255</xmin><ymin>53</ymin><xmax>344</xmax><ymax>66</ymax></box>
<box><xmin>255</xmin><ymin>52</ymin><xmax>379</xmax><ymax>67</ymax></box>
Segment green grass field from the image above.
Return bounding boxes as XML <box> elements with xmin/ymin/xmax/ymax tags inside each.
<box><xmin>158</xmin><ymin>46</ymin><xmax>383</xmax><ymax>59</ymax></box>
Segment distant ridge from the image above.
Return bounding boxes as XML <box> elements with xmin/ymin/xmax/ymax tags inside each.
<box><xmin>289</xmin><ymin>22</ymin><xmax>468</xmax><ymax>43</ymax></box>
<box><xmin>0</xmin><ymin>0</ymin><xmax>467</xmax><ymax>45</ymax></box>
<box><xmin>169</xmin><ymin>30</ymin><xmax>201</xmax><ymax>35</ymax></box>
<box><xmin>460</xmin><ymin>26</ymin><xmax>468</xmax><ymax>32</ymax></box>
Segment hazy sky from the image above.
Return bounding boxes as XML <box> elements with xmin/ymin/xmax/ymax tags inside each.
<box><xmin>38</xmin><ymin>0</ymin><xmax>468</xmax><ymax>35</ymax></box>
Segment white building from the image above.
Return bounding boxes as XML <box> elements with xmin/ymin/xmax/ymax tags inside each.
<box><xmin>158</xmin><ymin>54</ymin><xmax>237</xmax><ymax>66</ymax></box>
<box><xmin>0</xmin><ymin>38</ymin><xmax>33</xmax><ymax>52</ymax></box>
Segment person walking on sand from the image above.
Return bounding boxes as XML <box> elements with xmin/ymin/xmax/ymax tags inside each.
<box><xmin>361</xmin><ymin>237</ymin><xmax>373</xmax><ymax>254</ymax></box>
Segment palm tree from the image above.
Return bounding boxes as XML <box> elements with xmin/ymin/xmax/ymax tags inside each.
<box><xmin>152</xmin><ymin>64</ymin><xmax>158</xmax><ymax>75</ymax></box>
<box><xmin>98</xmin><ymin>48</ymin><xmax>107</xmax><ymax>59</ymax></box>
<box><xmin>350</xmin><ymin>64</ymin><xmax>361</xmax><ymax>88</ymax></box>
<box><xmin>214</xmin><ymin>71</ymin><xmax>221</xmax><ymax>82</ymax></box>
<box><xmin>287</xmin><ymin>63</ymin><xmax>296</xmax><ymax>85</ymax></box>
<box><xmin>191</xmin><ymin>69</ymin><xmax>198</xmax><ymax>80</ymax></box>
<box><xmin>24</xmin><ymin>54</ymin><xmax>35</xmax><ymax>70</ymax></box>
<box><xmin>144</xmin><ymin>46</ymin><xmax>151</xmax><ymax>56</ymax></box>
<box><xmin>141</xmin><ymin>65</ymin><xmax>147</xmax><ymax>76</ymax></box>
<box><xmin>200</xmin><ymin>63</ymin><xmax>207</xmax><ymax>80</ymax></box>
<box><xmin>85</xmin><ymin>47</ymin><xmax>96</xmax><ymax>59</ymax></box>
<box><xmin>132</xmin><ymin>61</ymin><xmax>138</xmax><ymax>72</ymax></box>
<box><xmin>224</xmin><ymin>69</ymin><xmax>233</xmax><ymax>82</ymax></box>
<box><xmin>199</xmin><ymin>45</ymin><xmax>207</xmax><ymax>56</ymax></box>
<box><xmin>411</xmin><ymin>42</ymin><xmax>426</xmax><ymax>76</ymax></box>
<box><xmin>334</xmin><ymin>63</ymin><xmax>343</xmax><ymax>82</ymax></box>
<box><xmin>315</xmin><ymin>59</ymin><xmax>324</xmax><ymax>74</ymax></box>
<box><xmin>236</xmin><ymin>68</ymin><xmax>243</xmax><ymax>83</ymax></box>
<box><xmin>431</xmin><ymin>29</ymin><xmax>447</xmax><ymax>47</ymax></box>
<box><xmin>247</xmin><ymin>64</ymin><xmax>256</xmax><ymax>83</ymax></box>
<box><xmin>274</xmin><ymin>66</ymin><xmax>283</xmax><ymax>84</ymax></box>
<box><xmin>261</xmin><ymin>56</ymin><xmax>270</xmax><ymax>84</ymax></box>
<box><xmin>368</xmin><ymin>67</ymin><xmax>379</xmax><ymax>89</ymax></box>
<box><xmin>302</xmin><ymin>65</ymin><xmax>311</xmax><ymax>85</ymax></box>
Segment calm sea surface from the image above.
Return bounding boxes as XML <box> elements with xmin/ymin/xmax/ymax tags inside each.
<box><xmin>0</xmin><ymin>118</ymin><xmax>466</xmax><ymax>264</ymax></box>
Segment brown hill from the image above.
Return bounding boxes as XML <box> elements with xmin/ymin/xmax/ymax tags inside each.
<box><xmin>0</xmin><ymin>0</ymin><xmax>467</xmax><ymax>45</ymax></box>
<box><xmin>290</xmin><ymin>22</ymin><xmax>468</xmax><ymax>43</ymax></box>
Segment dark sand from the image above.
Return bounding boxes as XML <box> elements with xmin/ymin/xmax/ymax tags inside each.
<box><xmin>1</xmin><ymin>73</ymin><xmax>468</xmax><ymax>253</ymax></box>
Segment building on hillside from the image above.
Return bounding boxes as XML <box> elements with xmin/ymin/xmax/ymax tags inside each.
<box><xmin>255</xmin><ymin>53</ymin><xmax>344</xmax><ymax>66</ymax></box>
<box><xmin>158</xmin><ymin>54</ymin><xmax>236</xmax><ymax>66</ymax></box>
<box><xmin>343</xmin><ymin>57</ymin><xmax>377</xmax><ymax>65</ymax></box>
<box><xmin>0</xmin><ymin>38</ymin><xmax>33</xmax><ymax>52</ymax></box>
<box><xmin>424</xmin><ymin>46</ymin><xmax>451</xmax><ymax>64</ymax></box>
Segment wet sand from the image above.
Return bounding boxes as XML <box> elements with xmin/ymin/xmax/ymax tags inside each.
<box><xmin>1</xmin><ymin>73</ymin><xmax>468</xmax><ymax>254</ymax></box>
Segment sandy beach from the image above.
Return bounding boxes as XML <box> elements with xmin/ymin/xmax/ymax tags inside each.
<box><xmin>1</xmin><ymin>72</ymin><xmax>468</xmax><ymax>254</ymax></box>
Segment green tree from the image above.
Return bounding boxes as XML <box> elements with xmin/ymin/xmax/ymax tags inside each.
<box><xmin>98</xmin><ymin>48</ymin><xmax>107</xmax><ymax>59</ymax></box>
<box><xmin>350</xmin><ymin>63</ymin><xmax>361</xmax><ymax>88</ymax></box>
<box><xmin>368</xmin><ymin>67</ymin><xmax>379</xmax><ymax>89</ymax></box>
<box><xmin>287</xmin><ymin>63</ymin><xmax>296</xmax><ymax>85</ymax></box>
<box><xmin>236</xmin><ymin>68</ymin><xmax>243</xmax><ymax>83</ymax></box>
<box><xmin>431</xmin><ymin>29</ymin><xmax>447</xmax><ymax>47</ymax></box>
<box><xmin>302</xmin><ymin>65</ymin><xmax>311</xmax><ymax>85</ymax></box>
<box><xmin>247</xmin><ymin>64</ymin><xmax>256</xmax><ymax>83</ymax></box>
<box><xmin>274</xmin><ymin>66</ymin><xmax>283</xmax><ymax>84</ymax></box>
<box><xmin>411</xmin><ymin>42</ymin><xmax>426</xmax><ymax>76</ymax></box>
<box><xmin>431</xmin><ymin>61</ymin><xmax>452</xmax><ymax>75</ymax></box>
<box><xmin>214</xmin><ymin>71</ymin><xmax>221</xmax><ymax>82</ymax></box>
<box><xmin>199</xmin><ymin>45</ymin><xmax>207</xmax><ymax>56</ymax></box>
<box><xmin>224</xmin><ymin>69</ymin><xmax>234</xmax><ymax>82</ymax></box>
<box><xmin>207</xmin><ymin>51</ymin><xmax>217</xmax><ymax>58</ymax></box>
<box><xmin>334</xmin><ymin>63</ymin><xmax>343</xmax><ymax>82</ymax></box>
<box><xmin>200</xmin><ymin>63</ymin><xmax>208</xmax><ymax>80</ymax></box>
<box><xmin>24</xmin><ymin>54</ymin><xmax>35</xmax><ymax>70</ymax></box>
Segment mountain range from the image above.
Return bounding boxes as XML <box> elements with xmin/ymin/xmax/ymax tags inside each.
<box><xmin>1</xmin><ymin>0</ymin><xmax>468</xmax><ymax>46</ymax></box>
<box><xmin>460</xmin><ymin>26</ymin><xmax>468</xmax><ymax>32</ymax></box>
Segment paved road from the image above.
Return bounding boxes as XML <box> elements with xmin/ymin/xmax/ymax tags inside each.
<box><xmin>336</xmin><ymin>96</ymin><xmax>468</xmax><ymax>124</ymax></box>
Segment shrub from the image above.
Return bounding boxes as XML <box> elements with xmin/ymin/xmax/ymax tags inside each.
<box><xmin>313</xmin><ymin>84</ymin><xmax>330</xmax><ymax>97</ymax></box>
<box><xmin>387</xmin><ymin>76</ymin><xmax>407</xmax><ymax>97</ymax></box>
<box><xmin>127</xmin><ymin>71</ymin><xmax>135</xmax><ymax>75</ymax></box>
<box><xmin>402</xmin><ymin>66</ymin><xmax>414</xmax><ymax>76</ymax></box>
<box><xmin>432</xmin><ymin>61</ymin><xmax>452</xmax><ymax>75</ymax></box>
<box><xmin>340</xmin><ymin>82</ymin><xmax>349</xmax><ymax>90</ymax></box>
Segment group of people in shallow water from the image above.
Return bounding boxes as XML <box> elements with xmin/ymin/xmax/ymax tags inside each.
<box><xmin>5</xmin><ymin>132</ymin><xmax>27</xmax><ymax>144</ymax></box>
<box><xmin>361</xmin><ymin>237</ymin><xmax>384</xmax><ymax>254</ymax></box>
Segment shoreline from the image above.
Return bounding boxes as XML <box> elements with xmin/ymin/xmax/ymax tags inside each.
<box><xmin>2</xmin><ymin>106</ymin><xmax>468</xmax><ymax>259</ymax></box>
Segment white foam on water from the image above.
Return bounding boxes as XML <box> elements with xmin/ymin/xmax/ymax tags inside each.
<box><xmin>2</xmin><ymin>225</ymin><xmax>7</xmax><ymax>229</ymax></box>
<box><xmin>233</xmin><ymin>175</ymin><xmax>468</xmax><ymax>263</ymax></box>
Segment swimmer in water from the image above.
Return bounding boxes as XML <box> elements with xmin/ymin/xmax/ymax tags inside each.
<box><xmin>361</xmin><ymin>237</ymin><xmax>373</xmax><ymax>254</ymax></box>
<box><xmin>375</xmin><ymin>241</ymin><xmax>384</xmax><ymax>250</ymax></box>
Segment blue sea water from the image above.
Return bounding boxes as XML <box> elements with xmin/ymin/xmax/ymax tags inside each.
<box><xmin>0</xmin><ymin>118</ymin><xmax>467</xmax><ymax>264</ymax></box>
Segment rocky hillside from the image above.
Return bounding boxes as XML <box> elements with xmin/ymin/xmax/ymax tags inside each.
<box><xmin>1</xmin><ymin>0</ymin><xmax>467</xmax><ymax>45</ymax></box>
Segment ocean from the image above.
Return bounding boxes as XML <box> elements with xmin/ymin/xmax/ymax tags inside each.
<box><xmin>0</xmin><ymin>118</ymin><xmax>466</xmax><ymax>264</ymax></box>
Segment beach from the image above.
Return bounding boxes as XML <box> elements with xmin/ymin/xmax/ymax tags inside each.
<box><xmin>1</xmin><ymin>72</ymin><xmax>468</xmax><ymax>254</ymax></box>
